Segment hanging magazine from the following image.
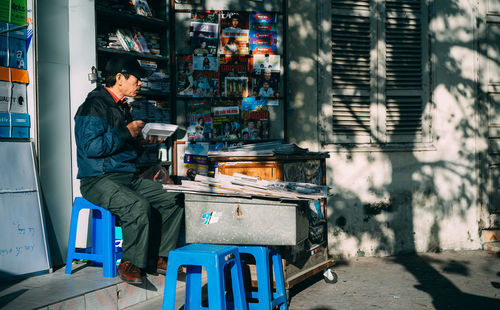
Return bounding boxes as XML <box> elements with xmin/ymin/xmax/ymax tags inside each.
<box><xmin>176</xmin><ymin>55</ymin><xmax>194</xmax><ymax>96</ymax></box>
<box><xmin>241</xmin><ymin>97</ymin><xmax>270</xmax><ymax>141</ymax></box>
<box><xmin>220</xmin><ymin>11</ymin><xmax>249</xmax><ymax>55</ymax></box>
<box><xmin>212</xmin><ymin>105</ymin><xmax>241</xmax><ymax>141</ymax></box>
<box><xmin>192</xmin><ymin>71</ymin><xmax>219</xmax><ymax>97</ymax></box>
<box><xmin>186</xmin><ymin>101</ymin><xmax>212</xmax><ymax>141</ymax></box>
<box><xmin>249</xmin><ymin>12</ymin><xmax>278</xmax><ymax>54</ymax></box>
<box><xmin>219</xmin><ymin>55</ymin><xmax>250</xmax><ymax>97</ymax></box>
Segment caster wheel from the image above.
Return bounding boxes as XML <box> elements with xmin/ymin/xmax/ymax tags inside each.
<box><xmin>323</xmin><ymin>267</ymin><xmax>338</xmax><ymax>284</ymax></box>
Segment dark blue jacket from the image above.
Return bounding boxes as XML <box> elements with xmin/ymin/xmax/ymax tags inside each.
<box><xmin>75</xmin><ymin>87</ymin><xmax>138</xmax><ymax>179</ymax></box>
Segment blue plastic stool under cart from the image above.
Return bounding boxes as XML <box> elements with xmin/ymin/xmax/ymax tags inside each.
<box><xmin>162</xmin><ymin>243</ymin><xmax>247</xmax><ymax>310</ymax></box>
<box><xmin>65</xmin><ymin>197</ymin><xmax>120</xmax><ymax>278</ymax></box>
<box><xmin>238</xmin><ymin>246</ymin><xmax>288</xmax><ymax>310</ymax></box>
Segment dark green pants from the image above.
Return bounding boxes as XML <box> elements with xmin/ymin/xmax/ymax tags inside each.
<box><xmin>80</xmin><ymin>173</ymin><xmax>184</xmax><ymax>269</ymax></box>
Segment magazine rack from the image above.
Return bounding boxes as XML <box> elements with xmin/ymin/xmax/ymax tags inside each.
<box><xmin>170</xmin><ymin>0</ymin><xmax>288</xmax><ymax>145</ymax></box>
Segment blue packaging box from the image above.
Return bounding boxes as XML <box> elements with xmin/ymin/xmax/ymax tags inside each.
<box><xmin>10</xmin><ymin>112</ymin><xmax>29</xmax><ymax>138</ymax></box>
<box><xmin>0</xmin><ymin>112</ymin><xmax>10</xmax><ymax>138</ymax></box>
<box><xmin>0</xmin><ymin>22</ymin><xmax>8</xmax><ymax>67</ymax></box>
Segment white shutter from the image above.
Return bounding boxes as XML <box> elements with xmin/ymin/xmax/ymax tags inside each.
<box><xmin>322</xmin><ymin>0</ymin><xmax>430</xmax><ymax>145</ymax></box>
<box><xmin>329</xmin><ymin>0</ymin><xmax>372</xmax><ymax>143</ymax></box>
<box><xmin>384</xmin><ymin>0</ymin><xmax>429</xmax><ymax>142</ymax></box>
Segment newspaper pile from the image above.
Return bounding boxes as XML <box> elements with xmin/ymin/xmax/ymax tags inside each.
<box><xmin>163</xmin><ymin>173</ymin><xmax>330</xmax><ymax>200</ymax></box>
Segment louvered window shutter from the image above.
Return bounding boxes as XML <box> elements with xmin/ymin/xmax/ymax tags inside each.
<box><xmin>324</xmin><ymin>0</ymin><xmax>430</xmax><ymax>144</ymax></box>
<box><xmin>384</xmin><ymin>0</ymin><xmax>429</xmax><ymax>143</ymax></box>
<box><xmin>329</xmin><ymin>0</ymin><xmax>372</xmax><ymax>143</ymax></box>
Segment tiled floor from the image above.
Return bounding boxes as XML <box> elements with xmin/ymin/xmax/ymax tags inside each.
<box><xmin>0</xmin><ymin>262</ymin><xmax>184</xmax><ymax>310</ymax></box>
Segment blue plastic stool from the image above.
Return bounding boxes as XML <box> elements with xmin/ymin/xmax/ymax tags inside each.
<box><xmin>65</xmin><ymin>197</ymin><xmax>118</xmax><ymax>278</ymax></box>
<box><xmin>162</xmin><ymin>244</ymin><xmax>247</xmax><ymax>310</ymax></box>
<box><xmin>238</xmin><ymin>246</ymin><xmax>288</xmax><ymax>310</ymax></box>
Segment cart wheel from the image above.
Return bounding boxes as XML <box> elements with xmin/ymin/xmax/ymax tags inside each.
<box><xmin>323</xmin><ymin>267</ymin><xmax>338</xmax><ymax>284</ymax></box>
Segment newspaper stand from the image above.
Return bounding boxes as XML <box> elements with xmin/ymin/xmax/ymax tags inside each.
<box><xmin>206</xmin><ymin>152</ymin><xmax>335</xmax><ymax>292</ymax></box>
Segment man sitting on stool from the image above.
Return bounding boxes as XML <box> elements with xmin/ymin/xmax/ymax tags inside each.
<box><xmin>74</xmin><ymin>55</ymin><xmax>184</xmax><ymax>284</ymax></box>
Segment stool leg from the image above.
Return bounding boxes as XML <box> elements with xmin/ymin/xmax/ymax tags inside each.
<box><xmin>230</xmin><ymin>256</ymin><xmax>248</xmax><ymax>310</ymax></box>
<box><xmin>254</xmin><ymin>248</ymin><xmax>272</xmax><ymax>310</ymax></box>
<box><xmin>207</xmin><ymin>262</ymin><xmax>227</xmax><ymax>310</ymax></box>
<box><xmin>65</xmin><ymin>206</ymin><xmax>81</xmax><ymax>275</ymax></box>
<box><xmin>163</xmin><ymin>261</ymin><xmax>182</xmax><ymax>310</ymax></box>
<box><xmin>271</xmin><ymin>252</ymin><xmax>288</xmax><ymax>310</ymax></box>
<box><xmin>185</xmin><ymin>265</ymin><xmax>202</xmax><ymax>310</ymax></box>
<box><xmin>101</xmin><ymin>211</ymin><xmax>116</xmax><ymax>278</ymax></box>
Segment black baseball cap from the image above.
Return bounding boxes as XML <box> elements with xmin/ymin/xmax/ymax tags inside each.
<box><xmin>104</xmin><ymin>55</ymin><xmax>152</xmax><ymax>79</ymax></box>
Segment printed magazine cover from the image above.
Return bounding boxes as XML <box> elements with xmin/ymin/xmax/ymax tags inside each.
<box><xmin>252</xmin><ymin>54</ymin><xmax>280</xmax><ymax>74</ymax></box>
<box><xmin>184</xmin><ymin>142</ymin><xmax>210</xmax><ymax>176</ymax></box>
<box><xmin>192</xmin><ymin>71</ymin><xmax>218</xmax><ymax>97</ymax></box>
<box><xmin>220</xmin><ymin>11</ymin><xmax>249</xmax><ymax>55</ymax></box>
<box><xmin>176</xmin><ymin>55</ymin><xmax>194</xmax><ymax>96</ymax></box>
<box><xmin>212</xmin><ymin>105</ymin><xmax>241</xmax><ymax>141</ymax></box>
<box><xmin>193</xmin><ymin>54</ymin><xmax>218</xmax><ymax>71</ymax></box>
<box><xmin>241</xmin><ymin>97</ymin><xmax>270</xmax><ymax>140</ymax></box>
<box><xmin>252</xmin><ymin>68</ymin><xmax>280</xmax><ymax>98</ymax></box>
<box><xmin>186</xmin><ymin>101</ymin><xmax>212</xmax><ymax>141</ymax></box>
<box><xmin>190</xmin><ymin>21</ymin><xmax>219</xmax><ymax>55</ymax></box>
<box><xmin>249</xmin><ymin>30</ymin><xmax>277</xmax><ymax>55</ymax></box>
<box><xmin>219</xmin><ymin>55</ymin><xmax>250</xmax><ymax>97</ymax></box>
<box><xmin>250</xmin><ymin>12</ymin><xmax>277</xmax><ymax>31</ymax></box>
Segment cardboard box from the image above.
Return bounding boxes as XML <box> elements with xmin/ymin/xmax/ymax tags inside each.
<box><xmin>10</xmin><ymin>112</ymin><xmax>29</xmax><ymax>138</ymax></box>
<box><xmin>10</xmin><ymin>82</ymin><xmax>26</xmax><ymax>113</ymax></box>
<box><xmin>0</xmin><ymin>22</ymin><xmax>8</xmax><ymax>67</ymax></box>
<box><xmin>8</xmin><ymin>36</ymin><xmax>26</xmax><ymax>70</ymax></box>
<box><xmin>0</xmin><ymin>80</ymin><xmax>10</xmax><ymax>112</ymax></box>
<box><xmin>0</xmin><ymin>111</ymin><xmax>10</xmax><ymax>137</ymax></box>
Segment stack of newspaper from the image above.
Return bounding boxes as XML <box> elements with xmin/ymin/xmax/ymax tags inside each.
<box><xmin>208</xmin><ymin>141</ymin><xmax>314</xmax><ymax>157</ymax></box>
<box><xmin>162</xmin><ymin>173</ymin><xmax>330</xmax><ymax>200</ymax></box>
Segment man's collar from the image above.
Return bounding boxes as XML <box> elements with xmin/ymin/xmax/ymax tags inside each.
<box><xmin>104</xmin><ymin>87</ymin><xmax>130</xmax><ymax>109</ymax></box>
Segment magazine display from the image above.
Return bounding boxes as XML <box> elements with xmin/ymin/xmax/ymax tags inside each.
<box><xmin>193</xmin><ymin>55</ymin><xmax>218</xmax><ymax>71</ymax></box>
<box><xmin>191</xmin><ymin>22</ymin><xmax>219</xmax><ymax>55</ymax></box>
<box><xmin>192</xmin><ymin>71</ymin><xmax>219</xmax><ymax>97</ymax></box>
<box><xmin>220</xmin><ymin>11</ymin><xmax>250</xmax><ymax>55</ymax></box>
<box><xmin>219</xmin><ymin>55</ymin><xmax>250</xmax><ymax>97</ymax></box>
<box><xmin>131</xmin><ymin>0</ymin><xmax>153</xmax><ymax>17</ymax></box>
<box><xmin>212</xmin><ymin>105</ymin><xmax>242</xmax><ymax>141</ymax></box>
<box><xmin>241</xmin><ymin>97</ymin><xmax>270</xmax><ymax>140</ymax></box>
<box><xmin>249</xmin><ymin>12</ymin><xmax>278</xmax><ymax>55</ymax></box>
<box><xmin>184</xmin><ymin>142</ymin><xmax>210</xmax><ymax>176</ymax></box>
<box><xmin>252</xmin><ymin>54</ymin><xmax>280</xmax><ymax>75</ymax></box>
<box><xmin>250</xmin><ymin>12</ymin><xmax>277</xmax><ymax>31</ymax></box>
<box><xmin>253</xmin><ymin>68</ymin><xmax>280</xmax><ymax>98</ymax></box>
<box><xmin>176</xmin><ymin>55</ymin><xmax>194</xmax><ymax>96</ymax></box>
<box><xmin>186</xmin><ymin>101</ymin><xmax>212</xmax><ymax>141</ymax></box>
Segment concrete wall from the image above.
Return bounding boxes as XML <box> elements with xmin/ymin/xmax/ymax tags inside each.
<box><xmin>37</xmin><ymin>0</ymin><xmax>73</xmax><ymax>266</ymax></box>
<box><xmin>288</xmin><ymin>0</ymin><xmax>482</xmax><ymax>257</ymax></box>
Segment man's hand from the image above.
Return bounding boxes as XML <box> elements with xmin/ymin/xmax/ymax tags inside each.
<box><xmin>144</xmin><ymin>135</ymin><xmax>165</xmax><ymax>144</ymax></box>
<box><xmin>127</xmin><ymin>120</ymin><xmax>145</xmax><ymax>138</ymax></box>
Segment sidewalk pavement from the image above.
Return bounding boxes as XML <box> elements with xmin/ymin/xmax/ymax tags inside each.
<box><xmin>128</xmin><ymin>250</ymin><xmax>500</xmax><ymax>310</ymax></box>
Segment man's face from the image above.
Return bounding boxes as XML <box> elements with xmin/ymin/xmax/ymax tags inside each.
<box><xmin>118</xmin><ymin>73</ymin><xmax>142</xmax><ymax>97</ymax></box>
<box><xmin>248</xmin><ymin>121</ymin><xmax>255</xmax><ymax>129</ymax></box>
<box><xmin>201</xmin><ymin>41</ymin><xmax>206</xmax><ymax>48</ymax></box>
<box><xmin>264</xmin><ymin>71</ymin><xmax>271</xmax><ymax>79</ymax></box>
<box><xmin>263</xmin><ymin>82</ymin><xmax>269</xmax><ymax>90</ymax></box>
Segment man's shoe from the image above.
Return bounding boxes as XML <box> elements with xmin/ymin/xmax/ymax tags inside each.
<box><xmin>156</xmin><ymin>257</ymin><xmax>167</xmax><ymax>275</ymax></box>
<box><xmin>118</xmin><ymin>260</ymin><xmax>143</xmax><ymax>284</ymax></box>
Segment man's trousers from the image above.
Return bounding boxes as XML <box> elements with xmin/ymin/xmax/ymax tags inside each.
<box><xmin>80</xmin><ymin>172</ymin><xmax>184</xmax><ymax>269</ymax></box>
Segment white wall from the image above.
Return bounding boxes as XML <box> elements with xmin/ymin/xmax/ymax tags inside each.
<box><xmin>288</xmin><ymin>0</ymin><xmax>482</xmax><ymax>258</ymax></box>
